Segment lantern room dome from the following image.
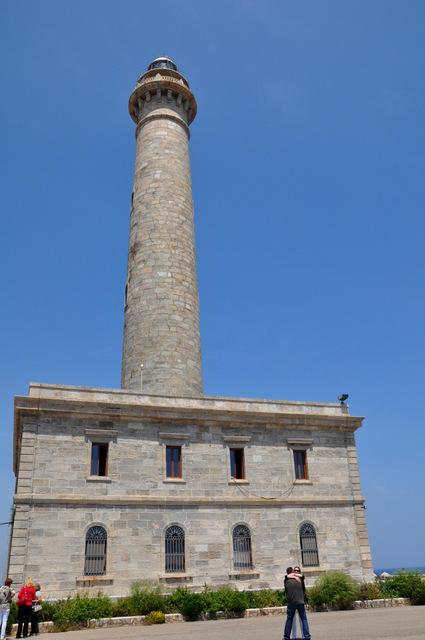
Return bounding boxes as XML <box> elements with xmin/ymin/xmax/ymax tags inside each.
<box><xmin>147</xmin><ymin>56</ymin><xmax>178</xmax><ymax>72</ymax></box>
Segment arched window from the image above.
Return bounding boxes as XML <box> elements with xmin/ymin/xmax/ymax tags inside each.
<box><xmin>165</xmin><ymin>525</ymin><xmax>185</xmax><ymax>573</ymax></box>
<box><xmin>84</xmin><ymin>526</ymin><xmax>107</xmax><ymax>576</ymax></box>
<box><xmin>233</xmin><ymin>525</ymin><xmax>253</xmax><ymax>570</ymax></box>
<box><xmin>299</xmin><ymin>523</ymin><xmax>319</xmax><ymax>567</ymax></box>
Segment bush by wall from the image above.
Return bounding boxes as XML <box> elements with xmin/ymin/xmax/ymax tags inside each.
<box><xmin>167</xmin><ymin>587</ymin><xmax>203</xmax><ymax>621</ymax></box>
<box><xmin>147</xmin><ymin>610</ymin><xmax>166</xmax><ymax>624</ymax></box>
<box><xmin>357</xmin><ymin>582</ymin><xmax>381</xmax><ymax>602</ymax></box>
<box><xmin>307</xmin><ymin>572</ymin><xmax>359</xmax><ymax>610</ymax></box>
<box><xmin>128</xmin><ymin>581</ymin><xmax>166</xmax><ymax>615</ymax></box>
<box><xmin>244</xmin><ymin>587</ymin><xmax>286</xmax><ymax>608</ymax></box>
<box><xmin>51</xmin><ymin>593</ymin><xmax>115</xmax><ymax>626</ymax></box>
<box><xmin>376</xmin><ymin>570</ymin><xmax>425</xmax><ymax>605</ymax></box>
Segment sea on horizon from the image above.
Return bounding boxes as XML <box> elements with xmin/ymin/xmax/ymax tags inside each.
<box><xmin>374</xmin><ymin>566</ymin><xmax>425</xmax><ymax>575</ymax></box>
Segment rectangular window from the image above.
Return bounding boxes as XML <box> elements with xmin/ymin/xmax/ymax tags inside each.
<box><xmin>91</xmin><ymin>443</ymin><xmax>108</xmax><ymax>476</ymax></box>
<box><xmin>230</xmin><ymin>448</ymin><xmax>245</xmax><ymax>479</ymax></box>
<box><xmin>293</xmin><ymin>450</ymin><xmax>308</xmax><ymax>480</ymax></box>
<box><xmin>166</xmin><ymin>445</ymin><xmax>182</xmax><ymax>478</ymax></box>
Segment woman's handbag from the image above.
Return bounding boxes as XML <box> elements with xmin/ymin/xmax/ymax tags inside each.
<box><xmin>32</xmin><ymin>603</ymin><xmax>42</xmax><ymax>612</ymax></box>
<box><xmin>17</xmin><ymin>587</ymin><xmax>27</xmax><ymax>606</ymax></box>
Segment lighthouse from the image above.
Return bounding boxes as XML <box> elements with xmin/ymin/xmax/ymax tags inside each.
<box><xmin>7</xmin><ymin>57</ymin><xmax>374</xmax><ymax>600</ymax></box>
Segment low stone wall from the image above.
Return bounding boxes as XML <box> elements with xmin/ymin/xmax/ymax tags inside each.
<box><xmin>11</xmin><ymin>599</ymin><xmax>410</xmax><ymax>635</ymax></box>
<box><xmin>352</xmin><ymin>598</ymin><xmax>410</xmax><ymax>609</ymax></box>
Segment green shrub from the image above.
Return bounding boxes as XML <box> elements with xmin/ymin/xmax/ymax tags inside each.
<box><xmin>379</xmin><ymin>570</ymin><xmax>425</xmax><ymax>605</ymax></box>
<box><xmin>244</xmin><ymin>589</ymin><xmax>281</xmax><ymax>608</ymax></box>
<box><xmin>200</xmin><ymin>586</ymin><xmax>223</xmax><ymax>615</ymax></box>
<box><xmin>412</xmin><ymin>584</ymin><xmax>425</xmax><ymax>606</ymax></box>
<box><xmin>357</xmin><ymin>582</ymin><xmax>381</xmax><ymax>601</ymax></box>
<box><xmin>165</xmin><ymin>585</ymin><xmax>190</xmax><ymax>613</ymax></box>
<box><xmin>274</xmin><ymin>588</ymin><xmax>288</xmax><ymax>606</ymax></box>
<box><xmin>243</xmin><ymin>590</ymin><xmax>264</xmax><ymax>609</ymax></box>
<box><xmin>147</xmin><ymin>610</ymin><xmax>166</xmax><ymax>624</ymax></box>
<box><xmin>310</xmin><ymin>572</ymin><xmax>358</xmax><ymax>610</ymax></box>
<box><xmin>176</xmin><ymin>589</ymin><xmax>204</xmax><ymax>621</ymax></box>
<box><xmin>111</xmin><ymin>596</ymin><xmax>132</xmax><ymax>617</ymax></box>
<box><xmin>49</xmin><ymin>592</ymin><xmax>114</xmax><ymax>625</ymax></box>
<box><xmin>52</xmin><ymin>619</ymin><xmax>84</xmax><ymax>632</ymax></box>
<box><xmin>200</xmin><ymin>587</ymin><xmax>247</xmax><ymax>615</ymax></box>
<box><xmin>38</xmin><ymin>600</ymin><xmax>56</xmax><ymax>622</ymax></box>
<box><xmin>224</xmin><ymin>589</ymin><xmax>246</xmax><ymax>613</ymax></box>
<box><xmin>128</xmin><ymin>581</ymin><xmax>166</xmax><ymax>615</ymax></box>
<box><xmin>85</xmin><ymin>592</ymin><xmax>114</xmax><ymax>620</ymax></box>
<box><xmin>307</xmin><ymin>586</ymin><xmax>328</xmax><ymax>611</ymax></box>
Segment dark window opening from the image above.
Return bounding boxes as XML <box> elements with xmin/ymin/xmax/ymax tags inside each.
<box><xmin>230</xmin><ymin>448</ymin><xmax>245</xmax><ymax>479</ymax></box>
<box><xmin>91</xmin><ymin>443</ymin><xmax>108</xmax><ymax>476</ymax></box>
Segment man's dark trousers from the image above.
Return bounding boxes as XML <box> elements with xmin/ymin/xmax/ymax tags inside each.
<box><xmin>283</xmin><ymin>603</ymin><xmax>311</xmax><ymax>640</ymax></box>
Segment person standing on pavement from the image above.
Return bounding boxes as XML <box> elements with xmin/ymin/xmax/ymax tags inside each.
<box><xmin>283</xmin><ymin>566</ymin><xmax>311</xmax><ymax>640</ymax></box>
<box><xmin>30</xmin><ymin>583</ymin><xmax>42</xmax><ymax>636</ymax></box>
<box><xmin>0</xmin><ymin>577</ymin><xmax>15</xmax><ymax>640</ymax></box>
<box><xmin>16</xmin><ymin>577</ymin><xmax>36</xmax><ymax>639</ymax></box>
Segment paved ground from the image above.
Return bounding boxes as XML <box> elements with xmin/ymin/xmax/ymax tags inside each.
<box><xmin>26</xmin><ymin>606</ymin><xmax>425</xmax><ymax>640</ymax></box>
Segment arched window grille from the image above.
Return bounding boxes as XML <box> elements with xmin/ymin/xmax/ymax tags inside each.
<box><xmin>165</xmin><ymin>526</ymin><xmax>185</xmax><ymax>573</ymax></box>
<box><xmin>84</xmin><ymin>526</ymin><xmax>107</xmax><ymax>576</ymax></box>
<box><xmin>233</xmin><ymin>525</ymin><xmax>253</xmax><ymax>570</ymax></box>
<box><xmin>299</xmin><ymin>523</ymin><xmax>319</xmax><ymax>567</ymax></box>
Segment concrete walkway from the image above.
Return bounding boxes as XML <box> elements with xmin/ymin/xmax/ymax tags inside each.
<box><xmin>27</xmin><ymin>606</ymin><xmax>425</xmax><ymax>640</ymax></box>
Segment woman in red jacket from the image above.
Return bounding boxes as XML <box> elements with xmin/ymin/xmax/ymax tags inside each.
<box><xmin>16</xmin><ymin>577</ymin><xmax>36</xmax><ymax>639</ymax></box>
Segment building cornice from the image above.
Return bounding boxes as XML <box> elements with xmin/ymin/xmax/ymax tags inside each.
<box><xmin>14</xmin><ymin>493</ymin><xmax>366</xmax><ymax>508</ymax></box>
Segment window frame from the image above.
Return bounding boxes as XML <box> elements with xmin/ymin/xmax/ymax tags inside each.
<box><xmin>165</xmin><ymin>525</ymin><xmax>186</xmax><ymax>574</ymax></box>
<box><xmin>84</xmin><ymin>525</ymin><xmax>108</xmax><ymax>576</ymax></box>
<box><xmin>293</xmin><ymin>449</ymin><xmax>308</xmax><ymax>480</ymax></box>
<box><xmin>223</xmin><ymin>436</ymin><xmax>251</xmax><ymax>484</ymax></box>
<box><xmin>232</xmin><ymin>524</ymin><xmax>253</xmax><ymax>570</ymax></box>
<box><xmin>166</xmin><ymin>445</ymin><xmax>182</xmax><ymax>479</ymax></box>
<box><xmin>287</xmin><ymin>439</ymin><xmax>313</xmax><ymax>483</ymax></box>
<box><xmin>91</xmin><ymin>442</ymin><xmax>109</xmax><ymax>477</ymax></box>
<box><xmin>299</xmin><ymin>522</ymin><xmax>320</xmax><ymax>568</ymax></box>
<box><xmin>230</xmin><ymin>448</ymin><xmax>245</xmax><ymax>480</ymax></box>
<box><xmin>85</xmin><ymin>428</ymin><xmax>117</xmax><ymax>481</ymax></box>
<box><xmin>158</xmin><ymin>433</ymin><xmax>189</xmax><ymax>483</ymax></box>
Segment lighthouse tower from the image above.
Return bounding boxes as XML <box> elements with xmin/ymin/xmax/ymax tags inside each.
<box><xmin>121</xmin><ymin>57</ymin><xmax>203</xmax><ymax>396</ymax></box>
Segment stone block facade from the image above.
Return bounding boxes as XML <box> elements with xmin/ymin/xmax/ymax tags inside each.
<box><xmin>8</xmin><ymin>383</ymin><xmax>374</xmax><ymax>599</ymax></box>
<box><xmin>121</xmin><ymin>64</ymin><xmax>203</xmax><ymax>396</ymax></box>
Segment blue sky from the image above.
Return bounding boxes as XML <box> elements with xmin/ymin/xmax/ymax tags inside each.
<box><xmin>1</xmin><ymin>0</ymin><xmax>424</xmax><ymax>577</ymax></box>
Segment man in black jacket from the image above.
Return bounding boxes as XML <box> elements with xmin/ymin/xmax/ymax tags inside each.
<box><xmin>283</xmin><ymin>566</ymin><xmax>311</xmax><ymax>640</ymax></box>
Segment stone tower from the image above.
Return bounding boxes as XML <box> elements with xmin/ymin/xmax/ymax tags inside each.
<box><xmin>121</xmin><ymin>57</ymin><xmax>203</xmax><ymax>396</ymax></box>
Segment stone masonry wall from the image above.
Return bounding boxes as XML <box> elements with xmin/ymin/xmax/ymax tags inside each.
<box><xmin>121</xmin><ymin>103</ymin><xmax>203</xmax><ymax>396</ymax></box>
<box><xmin>9</xmin><ymin>389</ymin><xmax>374</xmax><ymax>599</ymax></box>
<box><xmin>28</xmin><ymin>416</ymin><xmax>357</xmax><ymax>500</ymax></box>
<box><xmin>22</xmin><ymin>502</ymin><xmax>364</xmax><ymax>600</ymax></box>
